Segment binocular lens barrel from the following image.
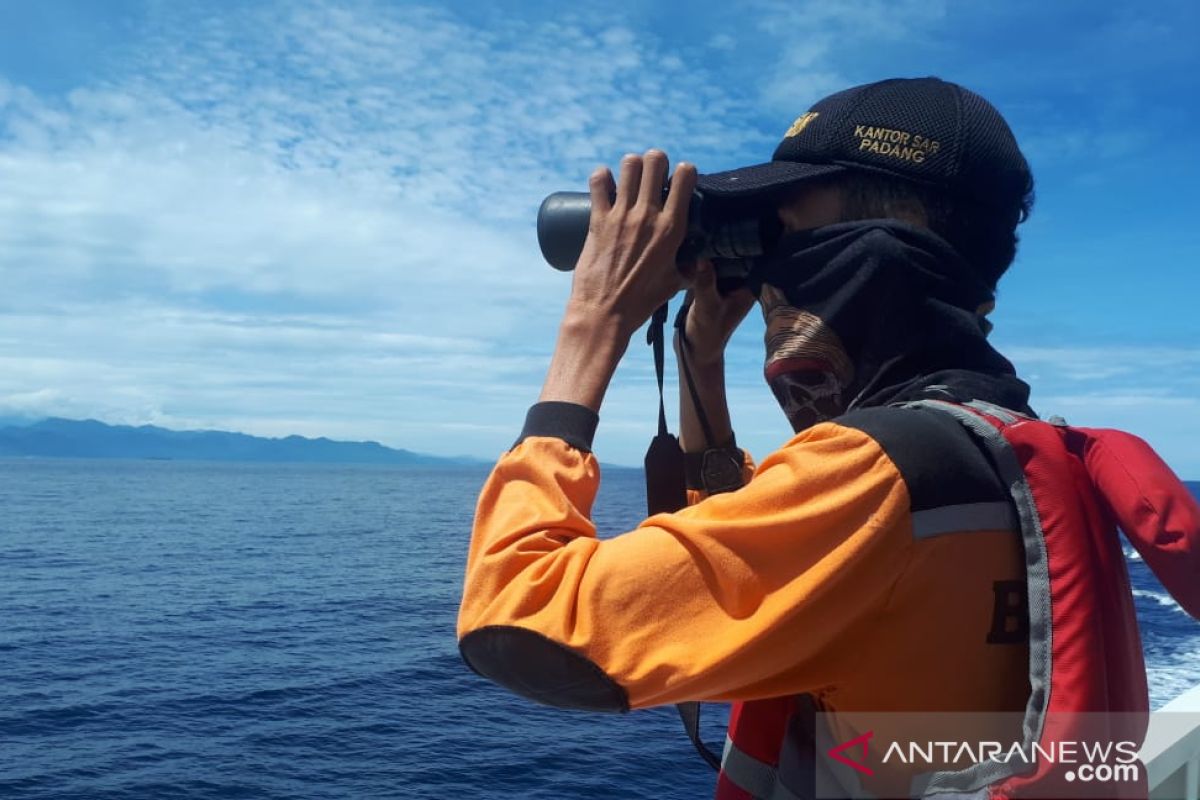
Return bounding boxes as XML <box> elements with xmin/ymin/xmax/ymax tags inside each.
<box><xmin>536</xmin><ymin>190</ymin><xmax>776</xmax><ymax>283</ymax></box>
<box><xmin>537</xmin><ymin>192</ymin><xmax>594</xmax><ymax>272</ymax></box>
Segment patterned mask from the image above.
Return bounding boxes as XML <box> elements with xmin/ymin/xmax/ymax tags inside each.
<box><xmin>760</xmin><ymin>285</ymin><xmax>855</xmax><ymax>432</ymax></box>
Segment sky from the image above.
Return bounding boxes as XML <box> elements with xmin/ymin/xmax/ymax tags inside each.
<box><xmin>0</xmin><ymin>0</ymin><xmax>1198</xmax><ymax>474</ymax></box>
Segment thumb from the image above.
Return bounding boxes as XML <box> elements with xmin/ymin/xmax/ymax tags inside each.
<box><xmin>692</xmin><ymin>259</ymin><xmax>718</xmax><ymax>301</ymax></box>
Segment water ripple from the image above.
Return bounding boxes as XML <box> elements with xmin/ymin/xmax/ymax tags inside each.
<box><xmin>1</xmin><ymin>460</ymin><xmax>1196</xmax><ymax>799</ymax></box>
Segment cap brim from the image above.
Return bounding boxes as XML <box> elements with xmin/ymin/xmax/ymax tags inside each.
<box><xmin>696</xmin><ymin>161</ymin><xmax>846</xmax><ymax>199</ymax></box>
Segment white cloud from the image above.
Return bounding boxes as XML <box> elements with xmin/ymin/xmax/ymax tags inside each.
<box><xmin>0</xmin><ymin>0</ymin><xmax>1195</xmax><ymax>472</ymax></box>
<box><xmin>1005</xmin><ymin>345</ymin><xmax>1200</xmax><ymax>382</ymax></box>
<box><xmin>1043</xmin><ymin>393</ymin><xmax>1198</xmax><ymax>410</ymax></box>
<box><xmin>0</xmin><ymin>1</ymin><xmax>775</xmax><ymax>461</ymax></box>
<box><xmin>0</xmin><ymin>0</ymin><xmax>989</xmax><ymax>465</ymax></box>
<box><xmin>733</xmin><ymin>0</ymin><xmax>949</xmax><ymax>115</ymax></box>
<box><xmin>981</xmin><ymin>344</ymin><xmax>1200</xmax><ymax>475</ymax></box>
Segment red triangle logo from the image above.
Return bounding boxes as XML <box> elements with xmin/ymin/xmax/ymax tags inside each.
<box><xmin>827</xmin><ymin>730</ymin><xmax>875</xmax><ymax>776</ymax></box>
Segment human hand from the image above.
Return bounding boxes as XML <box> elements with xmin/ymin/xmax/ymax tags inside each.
<box><xmin>564</xmin><ymin>149</ymin><xmax>696</xmax><ymax>338</ymax></box>
<box><xmin>675</xmin><ymin>260</ymin><xmax>756</xmax><ymax>367</ymax></box>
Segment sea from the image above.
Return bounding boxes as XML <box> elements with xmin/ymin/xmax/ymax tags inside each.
<box><xmin>2</xmin><ymin>459</ymin><xmax>1198</xmax><ymax>800</ymax></box>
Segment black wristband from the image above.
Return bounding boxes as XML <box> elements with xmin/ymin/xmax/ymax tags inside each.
<box><xmin>514</xmin><ymin>402</ymin><xmax>599</xmax><ymax>453</ymax></box>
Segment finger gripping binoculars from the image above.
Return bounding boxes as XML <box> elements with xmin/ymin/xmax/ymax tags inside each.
<box><xmin>536</xmin><ymin>187</ymin><xmax>781</xmax><ymax>295</ymax></box>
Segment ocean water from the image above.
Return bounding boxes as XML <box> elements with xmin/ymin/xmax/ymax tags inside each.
<box><xmin>1</xmin><ymin>459</ymin><xmax>1198</xmax><ymax>800</ymax></box>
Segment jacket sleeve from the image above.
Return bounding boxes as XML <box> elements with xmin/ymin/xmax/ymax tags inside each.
<box><xmin>457</xmin><ymin>402</ymin><xmax>914</xmax><ymax>712</ymax></box>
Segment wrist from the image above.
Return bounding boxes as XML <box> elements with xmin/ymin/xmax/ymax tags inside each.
<box><xmin>674</xmin><ymin>332</ymin><xmax>726</xmax><ymax>370</ymax></box>
<box><xmin>563</xmin><ymin>298</ymin><xmax>639</xmax><ymax>342</ymax></box>
<box><xmin>672</xmin><ymin>335</ymin><xmax>724</xmax><ymax>371</ymax></box>
<box><xmin>557</xmin><ymin>309</ymin><xmax>634</xmax><ymax>365</ymax></box>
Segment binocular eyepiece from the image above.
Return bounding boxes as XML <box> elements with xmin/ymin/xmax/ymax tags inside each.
<box><xmin>536</xmin><ymin>188</ymin><xmax>781</xmax><ymax>295</ymax></box>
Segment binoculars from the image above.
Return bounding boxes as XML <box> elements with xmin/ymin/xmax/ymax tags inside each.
<box><xmin>536</xmin><ymin>187</ymin><xmax>781</xmax><ymax>295</ymax></box>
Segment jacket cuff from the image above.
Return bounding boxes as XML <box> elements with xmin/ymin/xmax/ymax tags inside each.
<box><xmin>514</xmin><ymin>402</ymin><xmax>599</xmax><ymax>454</ymax></box>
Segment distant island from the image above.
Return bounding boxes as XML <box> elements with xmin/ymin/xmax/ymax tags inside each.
<box><xmin>0</xmin><ymin>417</ymin><xmax>484</xmax><ymax>466</ymax></box>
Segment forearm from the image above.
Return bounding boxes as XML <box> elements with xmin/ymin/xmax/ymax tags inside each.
<box><xmin>539</xmin><ymin>304</ymin><xmax>630</xmax><ymax>412</ymax></box>
<box><xmin>675</xmin><ymin>340</ymin><xmax>735</xmax><ymax>452</ymax></box>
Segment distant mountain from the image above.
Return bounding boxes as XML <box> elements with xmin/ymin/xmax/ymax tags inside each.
<box><xmin>0</xmin><ymin>415</ymin><xmax>42</xmax><ymax>429</ymax></box>
<box><xmin>0</xmin><ymin>418</ymin><xmax>484</xmax><ymax>466</ymax></box>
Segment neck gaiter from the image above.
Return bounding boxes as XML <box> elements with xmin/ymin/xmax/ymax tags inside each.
<box><xmin>748</xmin><ymin>220</ymin><xmax>1031</xmax><ymax>432</ymax></box>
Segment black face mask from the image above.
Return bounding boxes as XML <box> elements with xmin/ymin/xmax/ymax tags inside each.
<box><xmin>748</xmin><ymin>220</ymin><xmax>1030</xmax><ymax>417</ymax></box>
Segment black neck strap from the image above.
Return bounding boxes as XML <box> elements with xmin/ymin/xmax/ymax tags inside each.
<box><xmin>643</xmin><ymin>302</ymin><xmax>686</xmax><ymax>517</ymax></box>
<box><xmin>673</xmin><ymin>298</ymin><xmax>716</xmax><ymax>449</ymax></box>
<box><xmin>644</xmin><ymin>300</ymin><xmax>722</xmax><ymax>772</ymax></box>
<box><xmin>649</xmin><ymin>303</ymin><xmax>671</xmax><ymax>439</ymax></box>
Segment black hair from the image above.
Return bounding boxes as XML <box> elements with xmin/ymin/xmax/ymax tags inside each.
<box><xmin>831</xmin><ymin>170</ymin><xmax>1035</xmax><ymax>288</ymax></box>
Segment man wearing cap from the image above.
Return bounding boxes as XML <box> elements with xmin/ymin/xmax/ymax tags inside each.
<box><xmin>458</xmin><ymin>78</ymin><xmax>1037</xmax><ymax>798</ymax></box>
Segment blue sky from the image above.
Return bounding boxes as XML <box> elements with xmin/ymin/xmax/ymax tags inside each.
<box><xmin>1</xmin><ymin>0</ymin><xmax>1198</xmax><ymax>474</ymax></box>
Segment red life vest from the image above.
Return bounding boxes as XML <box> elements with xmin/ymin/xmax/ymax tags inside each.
<box><xmin>714</xmin><ymin>400</ymin><xmax>1200</xmax><ymax>800</ymax></box>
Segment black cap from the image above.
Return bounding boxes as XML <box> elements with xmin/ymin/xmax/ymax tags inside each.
<box><xmin>697</xmin><ymin>77</ymin><xmax>1030</xmax><ymax>210</ymax></box>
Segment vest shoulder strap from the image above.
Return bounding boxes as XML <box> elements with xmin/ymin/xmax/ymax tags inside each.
<box><xmin>835</xmin><ymin>403</ymin><xmax>1010</xmax><ymax>518</ymax></box>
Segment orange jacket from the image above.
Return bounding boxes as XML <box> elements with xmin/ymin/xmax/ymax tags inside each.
<box><xmin>458</xmin><ymin>402</ymin><xmax>1029</xmax><ymax>720</ymax></box>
